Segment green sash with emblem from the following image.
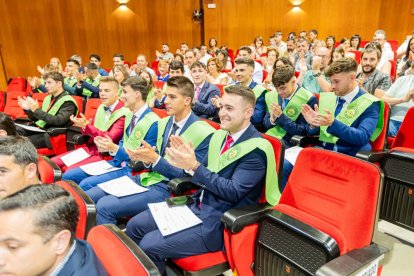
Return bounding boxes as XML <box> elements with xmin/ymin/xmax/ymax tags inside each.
<box><xmin>35</xmin><ymin>94</ymin><xmax>78</xmax><ymax>128</ymax></box>
<box><xmin>123</xmin><ymin>111</ymin><xmax>159</xmax><ymax>151</ymax></box>
<box><xmin>265</xmin><ymin>88</ymin><xmax>313</xmax><ymax>139</ymax></box>
<box><xmin>207</xmin><ymin>130</ymin><xmax>280</xmax><ymax>206</ymax></box>
<box><xmin>319</xmin><ymin>92</ymin><xmax>384</xmax><ymax>144</ymax></box>
<box><xmin>93</xmin><ymin>105</ymin><xmax>130</xmax><ymax>131</ymax></box>
<box><xmin>82</xmin><ymin>76</ymin><xmax>101</xmax><ymax>97</ymax></box>
<box><xmin>64</xmin><ymin>77</ymin><xmax>77</xmax><ymax>87</ymax></box>
<box><xmin>140</xmin><ymin>117</ymin><xmax>216</xmax><ymax>187</ymax></box>
<box><xmin>224</xmin><ymin>83</ymin><xmax>267</xmax><ymax>99</ymax></box>
<box><xmin>146</xmin><ymin>87</ymin><xmax>156</xmax><ymax>104</ymax></box>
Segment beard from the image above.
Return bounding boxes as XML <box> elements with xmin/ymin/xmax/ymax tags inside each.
<box><xmin>362</xmin><ymin>65</ymin><xmax>376</xmax><ymax>74</ymax></box>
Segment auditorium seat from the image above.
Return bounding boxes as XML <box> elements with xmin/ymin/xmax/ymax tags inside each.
<box><xmin>389</xmin><ymin>60</ymin><xmax>397</xmax><ymax>82</ymax></box>
<box><xmin>0</xmin><ymin>91</ymin><xmax>5</xmax><ymax>112</ymax></box>
<box><xmin>151</xmin><ymin>108</ymin><xmax>168</xmax><ymax>118</ymax></box>
<box><xmin>388</xmin><ymin>107</ymin><xmax>414</xmax><ymax>149</ymax></box>
<box><xmin>56</xmin><ymin>180</ymin><xmax>96</xmax><ymax>239</ymax></box>
<box><xmin>38</xmin><ymin>154</ymin><xmax>61</xmax><ymax>183</ymax></box>
<box><xmin>168</xmin><ymin>133</ymin><xmax>284</xmax><ymax>276</ymax></box>
<box><xmin>87</xmin><ymin>224</ymin><xmax>160</xmax><ymax>276</ymax></box>
<box><xmin>4</xmin><ymin>91</ymin><xmax>28</xmax><ymax>119</ymax></box>
<box><xmin>6</xmin><ymin>77</ymin><xmax>27</xmax><ymax>93</ymax></box>
<box><xmin>350</xmin><ymin>50</ymin><xmax>362</xmax><ymax>64</ymax></box>
<box><xmin>222</xmin><ymin>148</ymin><xmax>387</xmax><ymax>275</ymax></box>
<box><xmin>154</xmin><ymin>80</ymin><xmax>164</xmax><ymax>89</ymax></box>
<box><xmin>151</xmin><ymin>61</ymin><xmax>159</xmax><ymax>76</ymax></box>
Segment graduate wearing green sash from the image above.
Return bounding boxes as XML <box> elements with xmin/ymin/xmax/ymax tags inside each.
<box><xmin>83</xmin><ymin>76</ymin><xmax>214</xmax><ymax>226</ymax></box>
<box><xmin>53</xmin><ymin>77</ymin><xmax>129</xmax><ymax>170</ymax></box>
<box><xmin>75</xmin><ymin>63</ymin><xmax>101</xmax><ymax>98</ymax></box>
<box><xmin>124</xmin><ymin>85</ymin><xmax>281</xmax><ymax>273</ymax></box>
<box><xmin>16</xmin><ymin>72</ymin><xmax>78</xmax><ymax>149</ymax></box>
<box><xmin>264</xmin><ymin>65</ymin><xmax>317</xmax><ymax>146</ymax></box>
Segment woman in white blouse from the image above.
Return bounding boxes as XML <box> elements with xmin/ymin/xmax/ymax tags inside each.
<box><xmin>207</xmin><ymin>57</ymin><xmax>229</xmax><ymax>85</ymax></box>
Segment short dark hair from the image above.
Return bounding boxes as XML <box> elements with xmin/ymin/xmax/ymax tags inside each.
<box><xmin>166</xmin><ymin>76</ymin><xmax>194</xmax><ymax>100</ymax></box>
<box><xmin>86</xmin><ymin>63</ymin><xmax>99</xmax><ymax>70</ymax></box>
<box><xmin>113</xmin><ymin>53</ymin><xmax>124</xmax><ymax>61</ymax></box>
<box><xmin>224</xmin><ymin>85</ymin><xmax>256</xmax><ymax>108</ymax></box>
<box><xmin>67</xmin><ymin>58</ymin><xmax>80</xmax><ymax>67</ymax></box>
<box><xmin>0</xmin><ymin>136</ymin><xmax>37</xmax><ymax>168</ymax></box>
<box><xmin>362</xmin><ymin>47</ymin><xmax>381</xmax><ymax>60</ymax></box>
<box><xmin>297</xmin><ymin>38</ymin><xmax>308</xmax><ymax>44</ymax></box>
<box><xmin>169</xmin><ymin>60</ymin><xmax>184</xmax><ymax>73</ymax></box>
<box><xmin>0</xmin><ymin>113</ymin><xmax>16</xmax><ymax>135</ymax></box>
<box><xmin>273</xmin><ymin>57</ymin><xmax>294</xmax><ymax>70</ymax></box>
<box><xmin>239</xmin><ymin>46</ymin><xmax>252</xmax><ymax>54</ymax></box>
<box><xmin>43</xmin><ymin>72</ymin><xmax>64</xmax><ymax>84</ymax></box>
<box><xmin>99</xmin><ymin>76</ymin><xmax>119</xmax><ymax>90</ymax></box>
<box><xmin>272</xmin><ymin>65</ymin><xmax>295</xmax><ymax>87</ymax></box>
<box><xmin>189</xmin><ymin>61</ymin><xmax>207</xmax><ymax>71</ymax></box>
<box><xmin>310</xmin><ymin>29</ymin><xmax>318</xmax><ymax>35</ymax></box>
<box><xmin>90</xmin><ymin>54</ymin><xmax>101</xmax><ymax>61</ymax></box>
<box><xmin>121</xmin><ymin>76</ymin><xmax>150</xmax><ymax>101</ymax></box>
<box><xmin>325</xmin><ymin>57</ymin><xmax>358</xmax><ymax>77</ymax></box>
<box><xmin>234</xmin><ymin>57</ymin><xmax>255</xmax><ymax>69</ymax></box>
<box><xmin>0</xmin><ymin>184</ymin><xmax>78</xmax><ymax>243</ymax></box>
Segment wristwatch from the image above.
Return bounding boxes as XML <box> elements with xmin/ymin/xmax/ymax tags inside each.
<box><xmin>312</xmin><ymin>72</ymin><xmax>322</xmax><ymax>77</ymax></box>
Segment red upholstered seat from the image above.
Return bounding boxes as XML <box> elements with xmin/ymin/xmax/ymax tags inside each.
<box><xmin>84</xmin><ymin>98</ymin><xmax>101</xmax><ymax>120</ymax></box>
<box><xmin>172</xmin><ymin>251</ymin><xmax>227</xmax><ymax>272</ymax></box>
<box><xmin>390</xmin><ymin>106</ymin><xmax>414</xmax><ymax>149</ymax></box>
<box><xmin>32</xmin><ymin>92</ymin><xmax>48</xmax><ymax>107</ymax></box>
<box><xmin>87</xmin><ymin>224</ymin><xmax>159</xmax><ymax>276</ymax></box>
<box><xmin>0</xmin><ymin>91</ymin><xmax>5</xmax><ymax>111</ymax></box>
<box><xmin>151</xmin><ymin>108</ymin><xmax>168</xmax><ymax>118</ymax></box>
<box><xmin>7</xmin><ymin>77</ymin><xmax>27</xmax><ymax>92</ymax></box>
<box><xmin>38</xmin><ymin>155</ymin><xmax>61</xmax><ymax>183</ymax></box>
<box><xmin>370</xmin><ymin>102</ymin><xmax>390</xmax><ymax>151</ymax></box>
<box><xmin>389</xmin><ymin>59</ymin><xmax>397</xmax><ymax>82</ymax></box>
<box><xmin>4</xmin><ymin>91</ymin><xmax>28</xmax><ymax>119</ymax></box>
<box><xmin>216</xmin><ymin>84</ymin><xmax>225</xmax><ymax>96</ymax></box>
<box><xmin>262</xmin><ymin>70</ymin><xmax>268</xmax><ymax>82</ymax></box>
<box><xmin>56</xmin><ymin>180</ymin><xmax>96</xmax><ymax>239</ymax></box>
<box><xmin>154</xmin><ymin>80</ymin><xmax>164</xmax><ymax>89</ymax></box>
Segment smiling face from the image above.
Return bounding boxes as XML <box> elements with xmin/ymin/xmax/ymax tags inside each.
<box><xmin>219</xmin><ymin>93</ymin><xmax>253</xmax><ymax>134</ymax></box>
<box><xmin>190</xmin><ymin>65</ymin><xmax>207</xmax><ymax>86</ymax></box>
<box><xmin>361</xmin><ymin>51</ymin><xmax>379</xmax><ymax>74</ymax></box>
<box><xmin>99</xmin><ymin>81</ymin><xmax>119</xmax><ymax>107</ymax></box>
<box><xmin>235</xmin><ymin>63</ymin><xmax>253</xmax><ymax>84</ymax></box>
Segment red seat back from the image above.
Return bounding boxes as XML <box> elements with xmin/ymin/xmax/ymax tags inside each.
<box><xmin>349</xmin><ymin>50</ymin><xmax>362</xmax><ymax>64</ymax></box>
<box><xmin>389</xmin><ymin>60</ymin><xmax>397</xmax><ymax>82</ymax></box>
<box><xmin>56</xmin><ymin>180</ymin><xmax>96</xmax><ymax>239</ymax></box>
<box><xmin>71</xmin><ymin>95</ymin><xmax>84</xmax><ymax>114</ymax></box>
<box><xmin>154</xmin><ymin>80</ymin><xmax>164</xmax><ymax>89</ymax></box>
<box><xmin>0</xmin><ymin>91</ymin><xmax>5</xmax><ymax>112</ymax></box>
<box><xmin>200</xmin><ymin>118</ymin><xmax>220</xmax><ymax>130</ymax></box>
<box><xmin>84</xmin><ymin>98</ymin><xmax>102</xmax><ymax>120</ymax></box>
<box><xmin>87</xmin><ymin>225</ymin><xmax>159</xmax><ymax>275</ymax></box>
<box><xmin>151</xmin><ymin>61</ymin><xmax>159</xmax><ymax>76</ymax></box>
<box><xmin>370</xmin><ymin>102</ymin><xmax>390</xmax><ymax>151</ymax></box>
<box><xmin>38</xmin><ymin>155</ymin><xmax>61</xmax><ymax>184</ymax></box>
<box><xmin>32</xmin><ymin>93</ymin><xmax>49</xmax><ymax>108</ymax></box>
<box><xmin>216</xmin><ymin>84</ymin><xmax>225</xmax><ymax>97</ymax></box>
<box><xmin>4</xmin><ymin>91</ymin><xmax>28</xmax><ymax>119</ymax></box>
<box><xmin>281</xmin><ymin>148</ymin><xmax>381</xmax><ymax>254</ymax></box>
<box><xmin>391</xmin><ymin>107</ymin><xmax>414</xmax><ymax>149</ymax></box>
<box><xmin>7</xmin><ymin>77</ymin><xmax>27</xmax><ymax>93</ymax></box>
<box><xmin>262</xmin><ymin>70</ymin><xmax>268</xmax><ymax>82</ymax></box>
<box><xmin>151</xmin><ymin>108</ymin><xmax>168</xmax><ymax>118</ymax></box>
<box><xmin>387</xmin><ymin>40</ymin><xmax>399</xmax><ymax>51</ymax></box>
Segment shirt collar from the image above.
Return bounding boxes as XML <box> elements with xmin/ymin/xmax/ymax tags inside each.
<box><xmin>342</xmin><ymin>85</ymin><xmax>360</xmax><ymax>104</ymax></box>
<box><xmin>106</xmin><ymin>100</ymin><xmax>119</xmax><ymax>112</ymax></box>
<box><xmin>228</xmin><ymin>124</ymin><xmax>251</xmax><ymax>144</ymax></box>
<box><xmin>194</xmin><ymin>82</ymin><xmax>205</xmax><ymax>90</ymax></box>
<box><xmin>134</xmin><ymin>104</ymin><xmax>149</xmax><ymax>120</ymax></box>
<box><xmin>285</xmin><ymin>85</ymin><xmax>300</xmax><ymax>101</ymax></box>
<box><xmin>173</xmin><ymin>111</ymin><xmax>192</xmax><ymax>130</ymax></box>
<box><xmin>50</xmin><ymin>240</ymin><xmax>77</xmax><ymax>276</ymax></box>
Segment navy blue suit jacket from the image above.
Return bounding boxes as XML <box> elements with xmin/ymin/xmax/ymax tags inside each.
<box><xmin>263</xmin><ymin>92</ymin><xmax>318</xmax><ymax>147</ymax></box>
<box><xmin>58</xmin><ymin>239</ymin><xmax>107</xmax><ymax>276</ymax></box>
<box><xmin>110</xmin><ymin>106</ymin><xmax>158</xmax><ymax>167</ymax></box>
<box><xmin>248</xmin><ymin>81</ymin><xmax>267</xmax><ymax>126</ymax></box>
<box><xmin>312</xmin><ymin>89</ymin><xmax>380</xmax><ymax>156</ymax></box>
<box><xmin>192</xmin><ymin>82</ymin><xmax>221</xmax><ymax>118</ymax></box>
<box><xmin>189</xmin><ymin>124</ymin><xmax>267</xmax><ymax>251</ymax></box>
<box><xmin>152</xmin><ymin>112</ymin><xmax>212</xmax><ymax>180</ymax></box>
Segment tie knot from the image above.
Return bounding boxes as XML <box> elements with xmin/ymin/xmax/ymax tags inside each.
<box><xmin>338</xmin><ymin>97</ymin><xmax>346</xmax><ymax>104</ymax></box>
<box><xmin>171</xmin><ymin>123</ymin><xmax>179</xmax><ymax>134</ymax></box>
<box><xmin>104</xmin><ymin>106</ymin><xmax>111</xmax><ymax>112</ymax></box>
<box><xmin>196</xmin><ymin>86</ymin><xmax>201</xmax><ymax>92</ymax></box>
<box><xmin>226</xmin><ymin>135</ymin><xmax>234</xmax><ymax>144</ymax></box>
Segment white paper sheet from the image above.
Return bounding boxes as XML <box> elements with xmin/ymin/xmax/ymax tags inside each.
<box><xmin>284</xmin><ymin>146</ymin><xmax>304</xmax><ymax>166</ymax></box>
<box><xmin>60</xmin><ymin>148</ymin><xmax>91</xmax><ymax>167</ymax></box>
<box><xmin>15</xmin><ymin>123</ymin><xmax>46</xmax><ymax>133</ymax></box>
<box><xmin>97</xmin><ymin>175</ymin><xmax>148</xmax><ymax>197</ymax></box>
<box><xmin>79</xmin><ymin>160</ymin><xmax>122</xmax><ymax>176</ymax></box>
<box><xmin>149</xmin><ymin>202</ymin><xmax>202</xmax><ymax>236</ymax></box>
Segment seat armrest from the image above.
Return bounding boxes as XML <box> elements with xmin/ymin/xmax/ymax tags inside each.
<box><xmin>47</xmin><ymin>127</ymin><xmax>67</xmax><ymax>136</ymax></box>
<box><xmin>355</xmin><ymin>150</ymin><xmax>388</xmax><ymax>163</ymax></box>
<box><xmin>67</xmin><ymin>126</ymin><xmax>81</xmax><ymax>132</ymax></box>
<box><xmin>129</xmin><ymin>160</ymin><xmax>146</xmax><ymax>172</ymax></box>
<box><xmin>14</xmin><ymin>117</ymin><xmax>32</xmax><ymax>124</ymax></box>
<box><xmin>72</xmin><ymin>134</ymin><xmax>90</xmax><ymax>145</ymax></box>
<box><xmin>315</xmin><ymin>244</ymin><xmax>388</xmax><ymax>276</ymax></box>
<box><xmin>168</xmin><ymin>177</ymin><xmax>199</xmax><ymax>195</ymax></box>
<box><xmin>290</xmin><ymin>135</ymin><xmax>320</xmax><ymax>147</ymax></box>
<box><xmin>221</xmin><ymin>203</ymin><xmax>272</xmax><ymax>233</ymax></box>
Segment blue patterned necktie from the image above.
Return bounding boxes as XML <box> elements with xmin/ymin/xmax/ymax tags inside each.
<box><xmin>335</xmin><ymin>97</ymin><xmax>346</xmax><ymax>117</ymax></box>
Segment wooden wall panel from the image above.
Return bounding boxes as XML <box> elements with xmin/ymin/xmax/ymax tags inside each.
<box><xmin>0</xmin><ymin>0</ymin><xmax>201</xmax><ymax>81</ymax></box>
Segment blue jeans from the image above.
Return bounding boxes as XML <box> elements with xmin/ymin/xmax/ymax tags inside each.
<box><xmin>282</xmin><ymin>159</ymin><xmax>294</xmax><ymax>190</ymax></box>
<box><xmin>388</xmin><ymin>119</ymin><xmax>402</xmax><ymax>137</ymax></box>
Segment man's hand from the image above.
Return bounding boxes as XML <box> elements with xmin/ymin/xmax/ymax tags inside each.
<box><xmin>269</xmin><ymin>103</ymin><xmax>283</xmax><ymax>123</ymax></box>
<box><xmin>312</xmin><ymin>56</ymin><xmax>322</xmax><ymax>72</ymax></box>
<box><xmin>154</xmin><ymin>88</ymin><xmax>164</xmax><ymax>101</ymax></box>
<box><xmin>125</xmin><ymin>140</ymin><xmax>159</xmax><ymax>164</ymax></box>
<box><xmin>165</xmin><ymin>136</ymin><xmax>197</xmax><ymax>170</ymax></box>
<box><xmin>404</xmin><ymin>88</ymin><xmax>414</xmax><ymax>102</ymax></box>
<box><xmin>70</xmin><ymin>113</ymin><xmax>90</xmax><ymax>128</ymax></box>
<box><xmin>301</xmin><ymin>104</ymin><xmax>319</xmax><ymax>126</ymax></box>
<box><xmin>94</xmin><ymin>135</ymin><xmax>118</xmax><ymax>153</ymax></box>
<box><xmin>313</xmin><ymin>109</ymin><xmax>334</xmax><ymax>127</ymax></box>
<box><xmin>25</xmin><ymin>97</ymin><xmax>40</xmax><ymax>112</ymax></box>
<box><xmin>211</xmin><ymin>95</ymin><xmax>222</xmax><ymax>109</ymax></box>
<box><xmin>17</xmin><ymin>96</ymin><xmax>30</xmax><ymax>110</ymax></box>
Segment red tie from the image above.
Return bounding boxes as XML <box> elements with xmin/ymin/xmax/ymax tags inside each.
<box><xmin>220</xmin><ymin>135</ymin><xmax>234</xmax><ymax>154</ymax></box>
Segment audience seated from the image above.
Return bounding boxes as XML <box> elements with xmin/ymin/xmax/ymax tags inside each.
<box><xmin>156</xmin><ymin>60</ymin><xmax>170</xmax><ymax>82</ymax></box>
<box><xmin>130</xmin><ymin>54</ymin><xmax>157</xmax><ymax>81</ymax></box>
<box><xmin>85</xmin><ymin>76</ymin><xmax>214</xmax><ymax>225</ymax></box>
<box><xmin>108</xmin><ymin>53</ymin><xmax>126</xmax><ymax>76</ymax></box>
<box><xmin>282</xmin><ymin>58</ymin><xmax>382</xmax><ymax>187</ymax></box>
<box><xmin>325</xmin><ymin>35</ymin><xmax>336</xmax><ymax>53</ymax></box>
<box><xmin>216</xmin><ymin>48</ymin><xmax>233</xmax><ymax>70</ymax></box>
<box><xmin>397</xmin><ymin>37</ymin><xmax>414</xmax><ymax>77</ymax></box>
<box><xmin>155</xmin><ymin>43</ymin><xmax>174</xmax><ymax>62</ymax></box>
<box><xmin>190</xmin><ymin>61</ymin><xmax>221</xmax><ymax>119</ymax></box>
<box><xmin>63</xmin><ymin>58</ymin><xmax>81</xmax><ymax>94</ymax></box>
<box><xmin>126</xmin><ymin>85</ymin><xmax>279</xmax><ymax>273</ymax></box>
<box><xmin>153</xmin><ymin>61</ymin><xmax>185</xmax><ymax>109</ymax></box>
<box><xmin>16</xmin><ymin>72</ymin><xmax>78</xmax><ymax>149</ymax></box>
<box><xmin>350</xmin><ymin>34</ymin><xmax>364</xmax><ymax>51</ymax></box>
<box><xmin>183</xmin><ymin>49</ymin><xmax>198</xmax><ymax>80</ymax></box>
<box><xmin>294</xmin><ymin>38</ymin><xmax>313</xmax><ymax>72</ymax></box>
<box><xmin>264</xmin><ymin>65</ymin><xmax>317</xmax><ymax>147</ymax></box>
<box><xmin>199</xmin><ymin>44</ymin><xmax>212</xmax><ymax>65</ymax></box>
<box><xmin>356</xmin><ymin>47</ymin><xmax>392</xmax><ymax>97</ymax></box>
<box><xmin>0</xmin><ymin>113</ymin><xmax>16</xmax><ymax>137</ymax></box>
<box><xmin>273</xmin><ymin>31</ymin><xmax>287</xmax><ymax>56</ymax></box>
<box><xmin>75</xmin><ymin>63</ymin><xmax>101</xmax><ymax>98</ymax></box>
<box><xmin>53</xmin><ymin>77</ymin><xmax>128</xmax><ymax>170</ymax></box>
<box><xmin>374</xmin><ymin>29</ymin><xmax>395</xmax><ymax>73</ymax></box>
<box><xmin>252</xmin><ymin>36</ymin><xmax>267</xmax><ymax>59</ymax></box>
<box><xmin>0</xmin><ymin>184</ymin><xmax>107</xmax><ymax>275</ymax></box>
<box><xmin>207</xmin><ymin>57</ymin><xmax>229</xmax><ymax>85</ymax></box>
<box><xmin>62</xmin><ymin>76</ymin><xmax>158</xmax><ymax>187</ymax></box>
<box><xmin>236</xmin><ymin>46</ymin><xmax>263</xmax><ymax>84</ymax></box>
<box><xmin>112</xmin><ymin>64</ymin><xmax>130</xmax><ymax>90</ymax></box>
<box><xmin>0</xmin><ymin>136</ymin><xmax>40</xmax><ymax>199</ymax></box>
<box><xmin>89</xmin><ymin>54</ymin><xmax>109</xmax><ymax>76</ymax></box>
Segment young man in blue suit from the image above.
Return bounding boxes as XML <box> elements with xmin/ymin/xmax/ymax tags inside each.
<box><xmin>0</xmin><ymin>184</ymin><xmax>107</xmax><ymax>275</ymax></box>
<box><xmin>263</xmin><ymin>65</ymin><xmax>318</xmax><ymax>147</ymax></box>
<box><xmin>62</xmin><ymin>76</ymin><xmax>158</xmax><ymax>187</ymax></box>
<box><xmin>86</xmin><ymin>76</ymin><xmax>215</xmax><ymax>225</ymax></box>
<box><xmin>190</xmin><ymin>61</ymin><xmax>221</xmax><ymax>118</ymax></box>
<box><xmin>282</xmin><ymin>57</ymin><xmax>383</xmax><ymax>187</ymax></box>
<box><xmin>126</xmin><ymin>85</ymin><xmax>280</xmax><ymax>273</ymax></box>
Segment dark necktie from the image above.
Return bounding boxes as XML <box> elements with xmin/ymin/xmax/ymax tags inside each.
<box><xmin>335</xmin><ymin>98</ymin><xmax>346</xmax><ymax>117</ymax></box>
<box><xmin>128</xmin><ymin>115</ymin><xmax>137</xmax><ymax>136</ymax></box>
<box><xmin>164</xmin><ymin>123</ymin><xmax>179</xmax><ymax>154</ymax></box>
<box><xmin>103</xmin><ymin>106</ymin><xmax>111</xmax><ymax>112</ymax></box>
<box><xmin>282</xmin><ymin>99</ymin><xmax>289</xmax><ymax>110</ymax></box>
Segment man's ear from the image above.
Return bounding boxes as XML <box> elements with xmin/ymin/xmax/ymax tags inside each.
<box><xmin>52</xmin><ymin>229</ymin><xmax>72</xmax><ymax>255</ymax></box>
<box><xmin>25</xmin><ymin>163</ymin><xmax>38</xmax><ymax>180</ymax></box>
